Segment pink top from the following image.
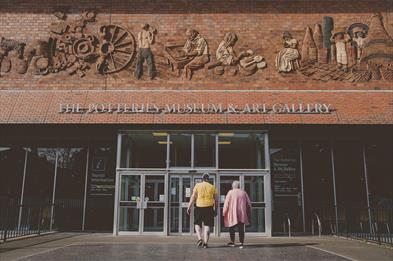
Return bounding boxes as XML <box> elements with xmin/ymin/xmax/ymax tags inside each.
<box><xmin>223</xmin><ymin>189</ymin><xmax>252</xmax><ymax>227</ymax></box>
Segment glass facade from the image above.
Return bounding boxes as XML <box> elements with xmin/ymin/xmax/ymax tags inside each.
<box><xmin>119</xmin><ymin>131</ymin><xmax>267</xmax><ymax>170</ymax></box>
<box><xmin>219</xmin><ymin>133</ymin><xmax>265</xmax><ymax>169</ymax></box>
<box><xmin>270</xmin><ymin>142</ymin><xmax>303</xmax><ymax>234</ymax></box>
<box><xmin>194</xmin><ymin>133</ymin><xmax>216</xmax><ymax>167</ymax></box>
<box><xmin>115</xmin><ymin>131</ymin><xmax>269</xmax><ymax>236</ymax></box>
<box><xmin>1</xmin><ymin>128</ymin><xmax>392</xmax><ymax>238</ymax></box>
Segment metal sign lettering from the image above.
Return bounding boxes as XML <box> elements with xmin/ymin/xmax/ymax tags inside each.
<box><xmin>58</xmin><ymin>103</ymin><xmax>332</xmax><ymax>114</ymax></box>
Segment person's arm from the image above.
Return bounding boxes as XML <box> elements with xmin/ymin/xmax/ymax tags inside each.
<box><xmin>214</xmin><ymin>190</ymin><xmax>219</xmax><ymax>211</ymax></box>
<box><xmin>222</xmin><ymin>192</ymin><xmax>230</xmax><ymax>216</ymax></box>
<box><xmin>148</xmin><ymin>31</ymin><xmax>154</xmax><ymax>45</ymax></box>
<box><xmin>187</xmin><ymin>188</ymin><xmax>197</xmax><ymax>215</ymax></box>
<box><xmin>183</xmin><ymin>40</ymin><xmax>192</xmax><ymax>54</ymax></box>
<box><xmin>137</xmin><ymin>32</ymin><xmax>142</xmax><ymax>48</ymax></box>
<box><xmin>194</xmin><ymin>37</ymin><xmax>207</xmax><ymax>56</ymax></box>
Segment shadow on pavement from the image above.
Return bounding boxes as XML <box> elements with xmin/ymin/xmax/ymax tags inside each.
<box><xmin>208</xmin><ymin>243</ymin><xmax>319</xmax><ymax>249</ymax></box>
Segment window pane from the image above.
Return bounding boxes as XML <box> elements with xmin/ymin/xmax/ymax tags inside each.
<box><xmin>302</xmin><ymin>142</ymin><xmax>334</xmax><ymax>233</ymax></box>
<box><xmin>119</xmin><ymin>207</ymin><xmax>139</xmax><ymax>231</ymax></box>
<box><xmin>366</xmin><ymin>142</ymin><xmax>393</xmax><ymax>235</ymax></box>
<box><xmin>85</xmin><ymin>144</ymin><xmax>116</xmax><ymax>231</ymax></box>
<box><xmin>219</xmin><ymin>133</ymin><xmax>265</xmax><ymax>169</ymax></box>
<box><xmin>121</xmin><ymin>132</ymin><xmax>167</xmax><ymax>168</ymax></box>
<box><xmin>244</xmin><ymin>176</ymin><xmax>264</xmax><ymax>202</ymax></box>
<box><xmin>270</xmin><ymin>142</ymin><xmax>303</xmax><ymax>233</ymax></box>
<box><xmin>24</xmin><ymin>148</ymin><xmax>57</xmax><ymax>206</ymax></box>
<box><xmin>194</xmin><ymin>133</ymin><xmax>216</xmax><ymax>167</ymax></box>
<box><xmin>121</xmin><ymin>175</ymin><xmax>141</xmax><ymax>201</ymax></box>
<box><xmin>220</xmin><ymin>175</ymin><xmax>240</xmax><ymax>232</ymax></box>
<box><xmin>170</xmin><ymin>133</ymin><xmax>191</xmax><ymax>167</ymax></box>
<box><xmin>334</xmin><ymin>141</ymin><xmax>367</xmax><ymax>233</ymax></box>
<box><xmin>54</xmin><ymin>147</ymin><xmax>87</xmax><ymax>231</ymax></box>
<box><xmin>0</xmin><ymin>146</ymin><xmax>25</xmax><ymax>207</ymax></box>
<box><xmin>248</xmin><ymin>208</ymin><xmax>266</xmax><ymax>232</ymax></box>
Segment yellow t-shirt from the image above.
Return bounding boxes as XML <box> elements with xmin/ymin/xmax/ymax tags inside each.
<box><xmin>194</xmin><ymin>181</ymin><xmax>217</xmax><ymax>207</ymax></box>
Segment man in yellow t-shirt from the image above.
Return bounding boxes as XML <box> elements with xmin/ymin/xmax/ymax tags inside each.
<box><xmin>187</xmin><ymin>173</ymin><xmax>218</xmax><ymax>248</ymax></box>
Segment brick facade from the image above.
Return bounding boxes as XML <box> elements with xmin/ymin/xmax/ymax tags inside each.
<box><xmin>0</xmin><ymin>90</ymin><xmax>391</xmax><ymax>124</ymax></box>
<box><xmin>0</xmin><ymin>0</ymin><xmax>392</xmax><ymax>90</ymax></box>
<box><xmin>0</xmin><ymin>1</ymin><xmax>392</xmax><ymax>125</ymax></box>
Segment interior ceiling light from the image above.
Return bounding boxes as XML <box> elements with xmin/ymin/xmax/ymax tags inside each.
<box><xmin>158</xmin><ymin>141</ymin><xmax>172</xmax><ymax>145</ymax></box>
<box><xmin>218</xmin><ymin>141</ymin><xmax>231</xmax><ymax>145</ymax></box>
<box><xmin>153</xmin><ymin>132</ymin><xmax>168</xmax><ymax>137</ymax></box>
<box><xmin>218</xmin><ymin>133</ymin><xmax>234</xmax><ymax>137</ymax></box>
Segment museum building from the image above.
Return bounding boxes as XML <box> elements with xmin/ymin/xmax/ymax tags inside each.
<box><xmin>0</xmin><ymin>0</ymin><xmax>392</xmax><ymax>238</ymax></box>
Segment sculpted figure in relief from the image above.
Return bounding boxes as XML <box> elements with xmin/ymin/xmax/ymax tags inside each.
<box><xmin>348</xmin><ymin>24</ymin><xmax>368</xmax><ymax>64</ymax></box>
<box><xmin>216</xmin><ymin>32</ymin><xmax>250</xmax><ymax>66</ymax></box>
<box><xmin>330</xmin><ymin>28</ymin><xmax>352</xmax><ymax>72</ymax></box>
<box><xmin>134</xmin><ymin>23</ymin><xmax>157</xmax><ymax>80</ymax></box>
<box><xmin>182</xmin><ymin>28</ymin><xmax>210</xmax><ymax>80</ymax></box>
<box><xmin>275</xmin><ymin>32</ymin><xmax>300</xmax><ymax>73</ymax></box>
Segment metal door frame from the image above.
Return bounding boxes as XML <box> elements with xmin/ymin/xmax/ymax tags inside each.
<box><xmin>116</xmin><ymin>171</ymin><xmax>168</xmax><ymax>235</ymax></box>
<box><xmin>168</xmin><ymin>174</ymin><xmax>193</xmax><ymax>235</ymax></box>
<box><xmin>217</xmin><ymin>171</ymin><xmax>270</xmax><ymax>237</ymax></box>
<box><xmin>168</xmin><ymin>172</ymin><xmax>217</xmax><ymax>236</ymax></box>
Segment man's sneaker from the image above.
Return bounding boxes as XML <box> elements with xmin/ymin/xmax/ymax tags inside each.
<box><xmin>197</xmin><ymin>239</ymin><xmax>203</xmax><ymax>247</ymax></box>
<box><xmin>227</xmin><ymin>242</ymin><xmax>235</xmax><ymax>247</ymax></box>
<box><xmin>203</xmin><ymin>243</ymin><xmax>208</xmax><ymax>248</ymax></box>
<box><xmin>239</xmin><ymin>243</ymin><xmax>244</xmax><ymax>249</ymax></box>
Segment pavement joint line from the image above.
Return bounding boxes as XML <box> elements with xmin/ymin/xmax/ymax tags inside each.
<box><xmin>8</xmin><ymin>234</ymin><xmax>88</xmax><ymax>261</ymax></box>
<box><xmin>306</xmin><ymin>245</ymin><xmax>358</xmax><ymax>261</ymax></box>
<box><xmin>12</xmin><ymin>242</ymin><xmax>76</xmax><ymax>261</ymax></box>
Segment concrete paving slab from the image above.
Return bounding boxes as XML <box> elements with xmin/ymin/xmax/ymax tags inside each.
<box><xmin>0</xmin><ymin>233</ymin><xmax>392</xmax><ymax>261</ymax></box>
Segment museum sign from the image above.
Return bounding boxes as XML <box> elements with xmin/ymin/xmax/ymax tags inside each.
<box><xmin>59</xmin><ymin>102</ymin><xmax>332</xmax><ymax>114</ymax></box>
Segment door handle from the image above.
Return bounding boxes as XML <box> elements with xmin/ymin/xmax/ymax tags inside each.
<box><xmin>136</xmin><ymin>197</ymin><xmax>142</xmax><ymax>209</ymax></box>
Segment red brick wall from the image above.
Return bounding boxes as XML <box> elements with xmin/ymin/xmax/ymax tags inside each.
<box><xmin>0</xmin><ymin>0</ymin><xmax>392</xmax><ymax>90</ymax></box>
<box><xmin>0</xmin><ymin>90</ymin><xmax>392</xmax><ymax>125</ymax></box>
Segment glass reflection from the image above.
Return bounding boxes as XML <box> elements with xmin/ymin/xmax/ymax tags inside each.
<box><xmin>54</xmin><ymin>147</ymin><xmax>86</xmax><ymax>231</ymax></box>
<box><xmin>120</xmin><ymin>207</ymin><xmax>139</xmax><ymax>231</ymax></box>
<box><xmin>244</xmin><ymin>176</ymin><xmax>264</xmax><ymax>202</ymax></box>
<box><xmin>0</xmin><ymin>146</ymin><xmax>25</xmax><ymax>207</ymax></box>
<box><xmin>220</xmin><ymin>176</ymin><xmax>240</xmax><ymax>232</ymax></box>
<box><xmin>247</xmin><ymin>208</ymin><xmax>266</xmax><ymax>232</ymax></box>
<box><xmin>194</xmin><ymin>133</ymin><xmax>216</xmax><ymax>167</ymax></box>
<box><xmin>170</xmin><ymin>133</ymin><xmax>192</xmax><ymax>167</ymax></box>
<box><xmin>219</xmin><ymin>133</ymin><xmax>265</xmax><ymax>169</ymax></box>
<box><xmin>121</xmin><ymin>175</ymin><xmax>140</xmax><ymax>201</ymax></box>
<box><xmin>121</xmin><ymin>132</ymin><xmax>167</xmax><ymax>168</ymax></box>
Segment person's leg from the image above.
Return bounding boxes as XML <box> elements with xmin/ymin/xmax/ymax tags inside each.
<box><xmin>134</xmin><ymin>49</ymin><xmax>145</xmax><ymax>79</ymax></box>
<box><xmin>146</xmin><ymin>49</ymin><xmax>156</xmax><ymax>79</ymax></box>
<box><xmin>184</xmin><ymin>55</ymin><xmax>205</xmax><ymax>80</ymax></box>
<box><xmin>203</xmin><ymin>225</ymin><xmax>210</xmax><ymax>243</ymax></box>
<box><xmin>195</xmin><ymin>224</ymin><xmax>202</xmax><ymax>241</ymax></box>
<box><xmin>194</xmin><ymin>207</ymin><xmax>203</xmax><ymax>247</ymax></box>
<box><xmin>238</xmin><ymin>222</ymin><xmax>245</xmax><ymax>246</ymax></box>
<box><xmin>229</xmin><ymin>225</ymin><xmax>236</xmax><ymax>243</ymax></box>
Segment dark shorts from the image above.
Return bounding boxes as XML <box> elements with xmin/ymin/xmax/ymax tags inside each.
<box><xmin>194</xmin><ymin>206</ymin><xmax>215</xmax><ymax>227</ymax></box>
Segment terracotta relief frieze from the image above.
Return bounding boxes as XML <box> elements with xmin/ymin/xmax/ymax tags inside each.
<box><xmin>0</xmin><ymin>10</ymin><xmax>392</xmax><ymax>84</ymax></box>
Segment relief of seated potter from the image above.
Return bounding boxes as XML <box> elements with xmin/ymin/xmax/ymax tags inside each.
<box><xmin>208</xmin><ymin>32</ymin><xmax>266</xmax><ymax>77</ymax></box>
<box><xmin>164</xmin><ymin>28</ymin><xmax>210</xmax><ymax>80</ymax></box>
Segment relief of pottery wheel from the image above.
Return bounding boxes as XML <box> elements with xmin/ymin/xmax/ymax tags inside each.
<box><xmin>97</xmin><ymin>25</ymin><xmax>136</xmax><ymax>74</ymax></box>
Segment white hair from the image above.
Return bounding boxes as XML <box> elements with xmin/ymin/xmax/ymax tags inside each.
<box><xmin>232</xmin><ymin>180</ymin><xmax>240</xmax><ymax>189</ymax></box>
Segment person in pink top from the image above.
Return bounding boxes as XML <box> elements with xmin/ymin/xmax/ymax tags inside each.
<box><xmin>223</xmin><ymin>180</ymin><xmax>252</xmax><ymax>248</ymax></box>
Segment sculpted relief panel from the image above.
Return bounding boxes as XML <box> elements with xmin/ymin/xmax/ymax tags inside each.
<box><xmin>0</xmin><ymin>9</ymin><xmax>392</xmax><ymax>86</ymax></box>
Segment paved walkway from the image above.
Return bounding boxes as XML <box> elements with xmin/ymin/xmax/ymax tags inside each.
<box><xmin>1</xmin><ymin>233</ymin><xmax>392</xmax><ymax>261</ymax></box>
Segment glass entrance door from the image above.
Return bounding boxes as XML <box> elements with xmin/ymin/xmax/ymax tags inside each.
<box><xmin>169</xmin><ymin>174</ymin><xmax>216</xmax><ymax>235</ymax></box>
<box><xmin>118</xmin><ymin>173</ymin><xmax>166</xmax><ymax>234</ymax></box>
<box><xmin>219</xmin><ymin>173</ymin><xmax>268</xmax><ymax>235</ymax></box>
<box><xmin>169</xmin><ymin>175</ymin><xmax>191</xmax><ymax>234</ymax></box>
